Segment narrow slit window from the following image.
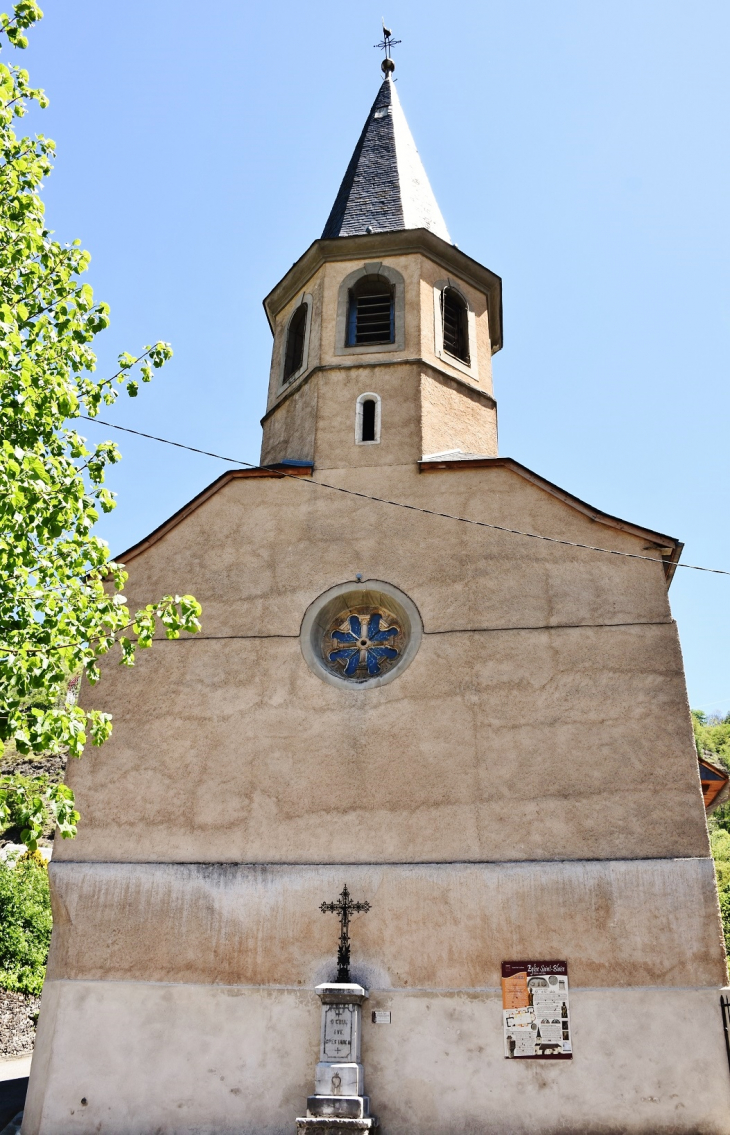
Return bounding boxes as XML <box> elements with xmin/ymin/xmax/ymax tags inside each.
<box><xmin>355</xmin><ymin>393</ymin><xmax>381</xmax><ymax>444</ymax></box>
<box><xmin>361</xmin><ymin>398</ymin><xmax>376</xmax><ymax>442</ymax></box>
<box><xmin>347</xmin><ymin>276</ymin><xmax>394</xmax><ymax>346</ymax></box>
<box><xmin>283</xmin><ymin>304</ymin><xmax>308</xmax><ymax>381</ymax></box>
<box><xmin>441</xmin><ymin>287</ymin><xmax>470</xmax><ymax>365</ymax></box>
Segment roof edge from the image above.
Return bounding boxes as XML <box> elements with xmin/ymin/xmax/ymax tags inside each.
<box><xmin>113</xmin><ymin>463</ymin><xmax>313</xmax><ymax>566</ymax></box>
<box><xmin>419</xmin><ymin>455</ymin><xmax>683</xmax><ymax>585</ymax></box>
<box><xmin>262</xmin><ymin>229</ymin><xmax>503</xmax><ymax>352</ymax></box>
<box><xmin>114</xmin><ymin>454</ymin><xmax>682</xmax><ymax>588</ymax></box>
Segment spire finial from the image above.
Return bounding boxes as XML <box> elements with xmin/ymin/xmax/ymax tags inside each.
<box><xmin>374</xmin><ymin>21</ymin><xmax>401</xmax><ymax>76</ymax></box>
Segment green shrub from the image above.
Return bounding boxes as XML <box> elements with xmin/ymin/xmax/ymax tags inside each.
<box><xmin>0</xmin><ymin>857</ymin><xmax>52</xmax><ymax>995</ymax></box>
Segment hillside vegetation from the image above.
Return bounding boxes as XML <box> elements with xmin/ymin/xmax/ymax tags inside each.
<box><xmin>694</xmin><ymin>710</ymin><xmax>730</xmax><ymax>957</ymax></box>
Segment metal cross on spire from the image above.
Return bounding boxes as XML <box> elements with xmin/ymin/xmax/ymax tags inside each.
<box><xmin>374</xmin><ymin>21</ymin><xmax>401</xmax><ymax>76</ymax></box>
<box><xmin>320</xmin><ymin>884</ymin><xmax>371</xmax><ymax>983</ymax></box>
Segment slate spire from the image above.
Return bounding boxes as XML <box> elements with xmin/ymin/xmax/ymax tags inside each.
<box><xmin>322</xmin><ymin>76</ymin><xmax>451</xmax><ymax>243</ymax></box>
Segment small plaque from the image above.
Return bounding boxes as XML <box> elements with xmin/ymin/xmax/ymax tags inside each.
<box><xmin>371</xmin><ymin>1011</ymin><xmax>391</xmax><ymax>1024</ymax></box>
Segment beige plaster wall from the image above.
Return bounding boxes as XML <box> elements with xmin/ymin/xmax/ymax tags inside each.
<box><xmin>59</xmin><ymin>621</ymin><xmax>704</xmax><ymax>864</ymax></box>
<box><xmin>312</xmin><ymin>364</ymin><xmax>423</xmax><ymax>469</ymax></box>
<box><xmin>417</xmin><ymin>253</ymin><xmax>494</xmax><ymax>393</ymax></box>
<box><xmin>46</xmin><ymin>861</ymin><xmax>726</xmax><ymax>988</ymax></box>
<box><xmin>265</xmin><ymin>270</ymin><xmax>325</xmax><ymax>410</ymax></box>
<box><xmin>24</xmin><ymin>980</ymin><xmax>730</xmax><ymax>1135</ymax></box>
<box><xmin>59</xmin><ymin>464</ymin><xmax>701</xmax><ymax>864</ymax></box>
<box><xmin>420</xmin><ymin>372</ymin><xmax>498</xmax><ymax>457</ymax></box>
<box><xmin>319</xmin><ymin>253</ymin><xmax>424</xmax><ymax>365</ymax></box>
<box><xmin>261</xmin><ymin>248</ymin><xmax>496</xmax><ymax>467</ymax></box>
<box><xmin>260</xmin><ymin>375</ymin><xmax>318</xmax><ymax>466</ymax></box>
<box><xmin>115</xmin><ymin>465</ymin><xmax>673</xmax><ymax>641</ymax></box>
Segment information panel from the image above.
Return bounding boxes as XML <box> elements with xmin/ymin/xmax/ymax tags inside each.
<box><xmin>501</xmin><ymin>960</ymin><xmax>572</xmax><ymax>1059</ymax></box>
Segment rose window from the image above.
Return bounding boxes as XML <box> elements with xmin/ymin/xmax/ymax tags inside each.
<box><xmin>301</xmin><ymin>581</ymin><xmax>422</xmax><ymax>689</ymax></box>
<box><xmin>326</xmin><ymin>610</ymin><xmax>402</xmax><ymax>678</ymax></box>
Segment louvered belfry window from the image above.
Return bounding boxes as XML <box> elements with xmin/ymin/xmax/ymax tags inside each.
<box><xmin>441</xmin><ymin>287</ymin><xmax>470</xmax><ymax>365</ymax></box>
<box><xmin>347</xmin><ymin>276</ymin><xmax>394</xmax><ymax>346</ymax></box>
<box><xmin>283</xmin><ymin>303</ymin><xmax>308</xmax><ymax>381</ymax></box>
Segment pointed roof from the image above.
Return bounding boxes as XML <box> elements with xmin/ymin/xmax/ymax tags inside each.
<box><xmin>322</xmin><ymin>76</ymin><xmax>451</xmax><ymax>243</ymax></box>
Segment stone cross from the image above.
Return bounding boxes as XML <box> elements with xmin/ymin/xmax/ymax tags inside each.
<box><xmin>320</xmin><ymin>885</ymin><xmax>371</xmax><ymax>983</ymax></box>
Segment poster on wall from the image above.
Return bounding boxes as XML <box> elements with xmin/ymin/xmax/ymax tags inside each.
<box><xmin>502</xmin><ymin>961</ymin><xmax>572</xmax><ymax>1059</ymax></box>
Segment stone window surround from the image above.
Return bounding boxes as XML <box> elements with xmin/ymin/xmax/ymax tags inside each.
<box><xmin>355</xmin><ymin>392</ymin><xmax>382</xmax><ymax>445</ymax></box>
<box><xmin>334</xmin><ymin>262</ymin><xmax>405</xmax><ymax>357</ymax></box>
<box><xmin>300</xmin><ymin>579</ymin><xmax>423</xmax><ymax>691</ymax></box>
<box><xmin>280</xmin><ymin>293</ymin><xmax>313</xmax><ymax>388</ymax></box>
<box><xmin>433</xmin><ymin>278</ymin><xmax>480</xmax><ymax>382</ymax></box>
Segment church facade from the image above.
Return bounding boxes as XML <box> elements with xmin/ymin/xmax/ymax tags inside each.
<box><xmin>24</xmin><ymin>68</ymin><xmax>730</xmax><ymax>1135</ymax></box>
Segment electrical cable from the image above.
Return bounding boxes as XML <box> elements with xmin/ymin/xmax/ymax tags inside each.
<box><xmin>77</xmin><ymin>415</ymin><xmax>730</xmax><ymax>577</ymax></box>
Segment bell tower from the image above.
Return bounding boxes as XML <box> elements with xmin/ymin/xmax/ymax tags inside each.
<box><xmin>260</xmin><ymin>69</ymin><xmax>503</xmax><ymax>471</ymax></box>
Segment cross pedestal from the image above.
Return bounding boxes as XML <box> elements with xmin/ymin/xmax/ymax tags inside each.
<box><xmin>295</xmin><ymin>984</ymin><xmax>378</xmax><ymax>1134</ymax></box>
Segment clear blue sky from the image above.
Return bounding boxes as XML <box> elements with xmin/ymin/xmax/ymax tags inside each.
<box><xmin>22</xmin><ymin>1</ymin><xmax>729</xmax><ymax>712</ymax></box>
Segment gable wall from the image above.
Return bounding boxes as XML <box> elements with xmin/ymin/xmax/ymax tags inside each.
<box><xmin>56</xmin><ymin>464</ymin><xmax>703</xmax><ymax>866</ymax></box>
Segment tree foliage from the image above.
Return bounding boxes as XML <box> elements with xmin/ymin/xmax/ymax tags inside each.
<box><xmin>0</xmin><ymin>852</ymin><xmax>51</xmax><ymax>995</ymax></box>
<box><xmin>0</xmin><ymin>3</ymin><xmax>201</xmax><ymax>847</ymax></box>
<box><xmin>695</xmin><ymin>708</ymin><xmax>730</xmax><ymax>963</ymax></box>
<box><xmin>692</xmin><ymin>709</ymin><xmax>730</xmax><ymax>768</ymax></box>
<box><xmin>0</xmin><ymin>772</ymin><xmax>77</xmax><ymax>850</ymax></box>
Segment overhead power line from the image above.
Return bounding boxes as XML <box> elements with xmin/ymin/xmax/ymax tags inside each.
<box><xmin>77</xmin><ymin>415</ymin><xmax>730</xmax><ymax>578</ymax></box>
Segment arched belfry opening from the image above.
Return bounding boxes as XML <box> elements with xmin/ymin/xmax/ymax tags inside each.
<box><xmin>283</xmin><ymin>303</ymin><xmax>308</xmax><ymax>382</ymax></box>
<box><xmin>441</xmin><ymin>286</ymin><xmax>470</xmax><ymax>365</ymax></box>
<box><xmin>347</xmin><ymin>275</ymin><xmax>394</xmax><ymax>347</ymax></box>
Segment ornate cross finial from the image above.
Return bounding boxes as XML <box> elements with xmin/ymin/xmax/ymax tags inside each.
<box><xmin>320</xmin><ymin>884</ymin><xmax>371</xmax><ymax>983</ymax></box>
<box><xmin>374</xmin><ymin>21</ymin><xmax>401</xmax><ymax>76</ymax></box>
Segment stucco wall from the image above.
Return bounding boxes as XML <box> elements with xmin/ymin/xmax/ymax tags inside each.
<box><xmin>46</xmin><ymin>861</ymin><xmax>725</xmax><ymax>988</ymax></box>
<box><xmin>35</xmin><ymin>403</ymin><xmax>718</xmax><ymax>1133</ymax></box>
<box><xmin>261</xmin><ymin>246</ymin><xmax>497</xmax><ymax>468</ymax></box>
<box><xmin>260</xmin><ymin>374</ymin><xmax>318</xmax><ymax>466</ymax></box>
<box><xmin>24</xmin><ymin>979</ymin><xmax>730</xmax><ymax>1135</ymax></box>
<box><xmin>58</xmin><ymin>464</ymin><xmax>702</xmax><ymax>864</ymax></box>
<box><xmin>312</xmin><ymin>364</ymin><xmax>423</xmax><ymax>469</ymax></box>
<box><xmin>420</xmin><ymin>371</ymin><xmax>498</xmax><ymax>457</ymax></box>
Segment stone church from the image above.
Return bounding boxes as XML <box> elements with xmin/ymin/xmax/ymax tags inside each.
<box><xmin>24</xmin><ymin>63</ymin><xmax>730</xmax><ymax>1135</ymax></box>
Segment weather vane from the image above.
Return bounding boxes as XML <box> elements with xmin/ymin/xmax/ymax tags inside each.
<box><xmin>375</xmin><ymin>21</ymin><xmax>401</xmax><ymax>76</ymax></box>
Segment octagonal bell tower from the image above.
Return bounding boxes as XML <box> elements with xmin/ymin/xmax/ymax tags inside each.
<box><xmin>260</xmin><ymin>74</ymin><xmax>503</xmax><ymax>472</ymax></box>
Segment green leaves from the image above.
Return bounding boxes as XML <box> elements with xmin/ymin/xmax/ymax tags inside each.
<box><xmin>0</xmin><ymin>852</ymin><xmax>51</xmax><ymax>995</ymax></box>
<box><xmin>0</xmin><ymin>773</ymin><xmax>77</xmax><ymax>851</ymax></box>
<box><xmin>0</xmin><ymin>2</ymin><xmax>44</xmax><ymax>51</ymax></box>
<box><xmin>0</xmin><ymin>5</ymin><xmax>201</xmax><ymax>850</ymax></box>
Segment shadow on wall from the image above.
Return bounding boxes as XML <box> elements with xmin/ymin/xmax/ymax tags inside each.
<box><xmin>310</xmin><ymin>958</ymin><xmax>394</xmax><ymax>991</ymax></box>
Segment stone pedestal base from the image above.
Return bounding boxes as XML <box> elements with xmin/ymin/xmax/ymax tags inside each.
<box><xmin>306</xmin><ymin>1094</ymin><xmax>370</xmax><ymax>1119</ymax></box>
<box><xmin>295</xmin><ymin>1118</ymin><xmax>379</xmax><ymax>1134</ymax></box>
<box><xmin>296</xmin><ymin>983</ymin><xmax>377</xmax><ymax>1135</ymax></box>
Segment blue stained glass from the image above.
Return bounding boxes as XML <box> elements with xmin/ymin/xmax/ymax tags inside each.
<box><xmin>327</xmin><ymin>609</ymin><xmax>401</xmax><ymax>679</ymax></box>
<box><xmin>332</xmin><ymin>629</ymin><xmax>358</xmax><ymax>644</ymax></box>
<box><xmin>367</xmin><ymin>614</ymin><xmax>398</xmax><ymax>642</ymax></box>
<box><xmin>368</xmin><ymin>646</ymin><xmax>398</xmax><ymax>660</ymax></box>
<box><xmin>366</xmin><ymin>645</ymin><xmax>398</xmax><ymax>675</ymax></box>
<box><xmin>329</xmin><ymin>648</ymin><xmax>361</xmax><ymax>676</ymax></box>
